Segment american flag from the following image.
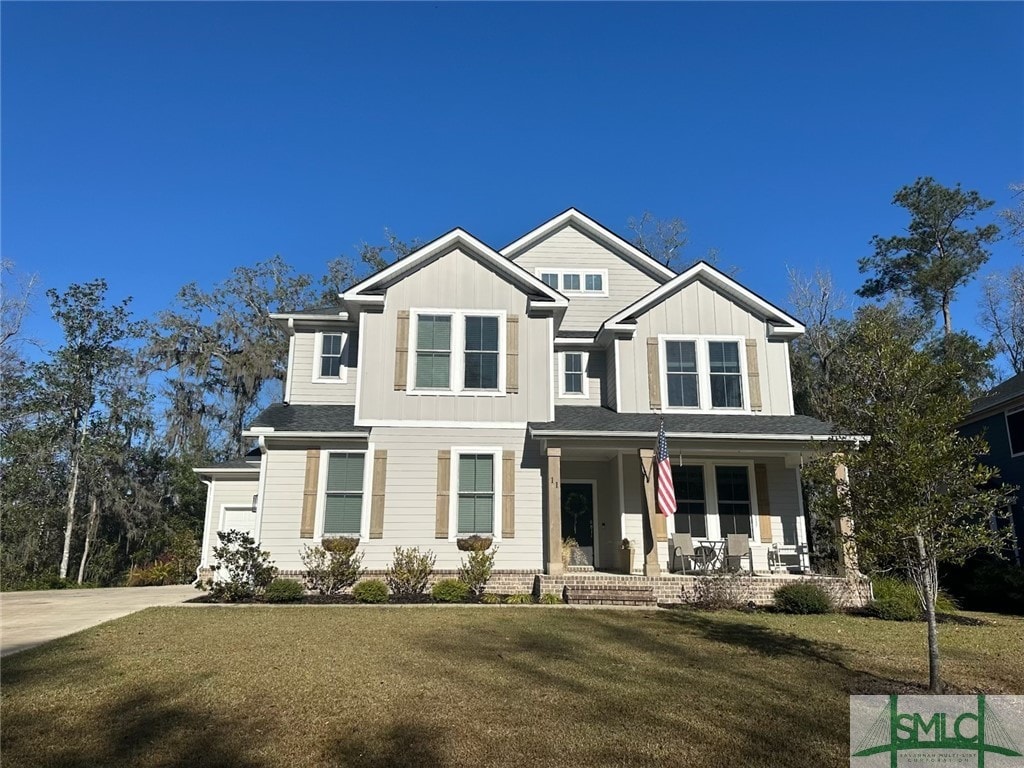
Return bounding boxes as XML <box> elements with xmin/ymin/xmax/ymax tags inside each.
<box><xmin>656</xmin><ymin>420</ymin><xmax>676</xmax><ymax>517</ymax></box>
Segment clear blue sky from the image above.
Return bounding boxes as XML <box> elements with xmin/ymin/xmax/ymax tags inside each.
<box><xmin>3</xmin><ymin>2</ymin><xmax>1022</xmax><ymax>372</ymax></box>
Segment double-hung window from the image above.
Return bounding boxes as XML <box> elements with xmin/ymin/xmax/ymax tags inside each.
<box><xmin>708</xmin><ymin>341</ymin><xmax>743</xmax><ymax>408</ymax></box>
<box><xmin>715</xmin><ymin>465</ymin><xmax>752</xmax><ymax>536</ymax></box>
<box><xmin>665</xmin><ymin>341</ymin><xmax>700</xmax><ymax>408</ymax></box>
<box><xmin>541</xmin><ymin>272</ymin><xmax>559</xmax><ymax>289</ymax></box>
<box><xmin>457</xmin><ymin>454</ymin><xmax>494</xmax><ymax>535</ymax></box>
<box><xmin>672</xmin><ymin>465</ymin><xmax>708</xmax><ymax>538</ymax></box>
<box><xmin>415</xmin><ymin>314</ymin><xmax>452</xmax><ymax>389</ymax></box>
<box><xmin>323</xmin><ymin>453</ymin><xmax>365</xmax><ymax>536</ymax></box>
<box><xmin>464</xmin><ymin>316</ymin><xmax>499</xmax><ymax>390</ymax></box>
<box><xmin>561</xmin><ymin>352</ymin><xmax>586</xmax><ymax>396</ymax></box>
<box><xmin>319</xmin><ymin>334</ymin><xmax>344</xmax><ymax>378</ymax></box>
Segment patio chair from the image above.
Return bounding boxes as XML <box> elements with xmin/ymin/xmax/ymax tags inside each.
<box><xmin>671</xmin><ymin>533</ymin><xmax>704</xmax><ymax>573</ymax></box>
<box><xmin>724</xmin><ymin>534</ymin><xmax>754</xmax><ymax>573</ymax></box>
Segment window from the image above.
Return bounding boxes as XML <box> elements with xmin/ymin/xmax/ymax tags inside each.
<box><xmin>563</xmin><ymin>352</ymin><xmax>585</xmax><ymax>395</ymax></box>
<box><xmin>708</xmin><ymin>341</ymin><xmax>743</xmax><ymax>408</ymax></box>
<box><xmin>323</xmin><ymin>453</ymin><xmax>365</xmax><ymax>535</ymax></box>
<box><xmin>464</xmin><ymin>316</ymin><xmax>499</xmax><ymax>390</ymax></box>
<box><xmin>1008</xmin><ymin>409</ymin><xmax>1024</xmax><ymax>456</ymax></box>
<box><xmin>585</xmin><ymin>273</ymin><xmax>603</xmax><ymax>292</ymax></box>
<box><xmin>715</xmin><ymin>466</ymin><xmax>752</xmax><ymax>536</ymax></box>
<box><xmin>665</xmin><ymin>341</ymin><xmax>699</xmax><ymax>408</ymax></box>
<box><xmin>415</xmin><ymin>314</ymin><xmax>452</xmax><ymax>389</ymax></box>
<box><xmin>534</xmin><ymin>269</ymin><xmax>607</xmax><ymax>294</ymax></box>
<box><xmin>672</xmin><ymin>465</ymin><xmax>708</xmax><ymax>538</ymax></box>
<box><xmin>541</xmin><ymin>272</ymin><xmax>559</xmax><ymax>289</ymax></box>
<box><xmin>457</xmin><ymin>454</ymin><xmax>494</xmax><ymax>534</ymax></box>
<box><xmin>319</xmin><ymin>334</ymin><xmax>344</xmax><ymax>378</ymax></box>
<box><xmin>562</xmin><ymin>273</ymin><xmax>581</xmax><ymax>292</ymax></box>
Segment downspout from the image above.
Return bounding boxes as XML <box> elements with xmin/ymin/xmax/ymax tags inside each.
<box><xmin>284</xmin><ymin>317</ymin><xmax>296</xmax><ymax>403</ymax></box>
<box><xmin>253</xmin><ymin>435</ymin><xmax>270</xmax><ymax>546</ymax></box>
<box><xmin>195</xmin><ymin>477</ymin><xmax>214</xmax><ymax>585</ymax></box>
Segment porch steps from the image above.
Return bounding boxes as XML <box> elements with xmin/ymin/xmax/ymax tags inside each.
<box><xmin>563</xmin><ymin>584</ymin><xmax>656</xmax><ymax>607</ymax></box>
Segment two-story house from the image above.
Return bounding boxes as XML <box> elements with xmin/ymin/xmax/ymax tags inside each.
<box><xmin>194</xmin><ymin>209</ymin><xmax>844</xmax><ymax>591</ymax></box>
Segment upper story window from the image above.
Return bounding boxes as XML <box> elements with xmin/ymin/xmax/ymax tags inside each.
<box><xmin>410</xmin><ymin>309</ymin><xmax>505</xmax><ymax>395</ymax></box>
<box><xmin>534</xmin><ymin>268</ymin><xmax>608</xmax><ymax>296</ymax></box>
<box><xmin>559</xmin><ymin>351</ymin><xmax>589</xmax><ymax>397</ymax></box>
<box><xmin>661</xmin><ymin>336</ymin><xmax>747</xmax><ymax>412</ymax></box>
<box><xmin>313</xmin><ymin>332</ymin><xmax>348</xmax><ymax>383</ymax></box>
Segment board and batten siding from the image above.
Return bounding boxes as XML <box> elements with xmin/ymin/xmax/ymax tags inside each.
<box><xmin>204</xmin><ymin>477</ymin><xmax>259</xmax><ymax>565</ymax></box>
<box><xmin>287</xmin><ymin>329</ymin><xmax>358</xmax><ymax>404</ymax></box>
<box><xmin>358</xmin><ymin>247</ymin><xmax>551</xmax><ymax>423</ymax></box>
<box><xmin>511</xmin><ymin>224</ymin><xmax>661</xmax><ymax>332</ymax></box>
<box><xmin>256</xmin><ymin>428</ymin><xmax>544</xmax><ymax>572</ymax></box>
<box><xmin>553</xmin><ymin>349</ymin><xmax>606</xmax><ymax>406</ymax></box>
<box><xmin>615</xmin><ymin>279</ymin><xmax>793</xmax><ymax>415</ymax></box>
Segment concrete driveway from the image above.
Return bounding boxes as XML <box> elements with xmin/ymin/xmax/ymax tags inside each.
<box><xmin>0</xmin><ymin>585</ymin><xmax>196</xmax><ymax>658</ymax></box>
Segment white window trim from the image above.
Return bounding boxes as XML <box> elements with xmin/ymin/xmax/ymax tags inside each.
<box><xmin>407</xmin><ymin>308</ymin><xmax>507</xmax><ymax>397</ymax></box>
<box><xmin>665</xmin><ymin>460</ymin><xmax>761</xmax><ymax>544</ymax></box>
<box><xmin>558</xmin><ymin>351</ymin><xmax>590</xmax><ymax>398</ymax></box>
<box><xmin>314</xmin><ymin>444</ymin><xmax>374</xmax><ymax>541</ymax></box>
<box><xmin>312</xmin><ymin>331</ymin><xmax>349</xmax><ymax>384</ymax></box>
<box><xmin>533</xmin><ymin>268</ymin><xmax>609</xmax><ymax>297</ymax></box>
<box><xmin>448</xmin><ymin>446</ymin><xmax>503</xmax><ymax>542</ymax></box>
<box><xmin>1006</xmin><ymin>406</ymin><xmax>1024</xmax><ymax>458</ymax></box>
<box><xmin>659</xmin><ymin>334</ymin><xmax>751</xmax><ymax>414</ymax></box>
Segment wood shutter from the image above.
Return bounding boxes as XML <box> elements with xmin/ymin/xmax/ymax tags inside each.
<box><xmin>754</xmin><ymin>463</ymin><xmax>773</xmax><ymax>543</ymax></box>
<box><xmin>435</xmin><ymin>449</ymin><xmax>451</xmax><ymax>538</ymax></box>
<box><xmin>369</xmin><ymin>450</ymin><xmax>387</xmax><ymax>539</ymax></box>
<box><xmin>394</xmin><ymin>310</ymin><xmax>410</xmax><ymax>391</ymax></box>
<box><xmin>300</xmin><ymin>449</ymin><xmax>320</xmax><ymax>538</ymax></box>
<box><xmin>646</xmin><ymin>337</ymin><xmax>661</xmax><ymax>410</ymax></box>
<box><xmin>502</xmin><ymin>450</ymin><xmax>515</xmax><ymax>538</ymax></box>
<box><xmin>506</xmin><ymin>314</ymin><xmax>519</xmax><ymax>394</ymax></box>
<box><xmin>746</xmin><ymin>338</ymin><xmax>762</xmax><ymax>412</ymax></box>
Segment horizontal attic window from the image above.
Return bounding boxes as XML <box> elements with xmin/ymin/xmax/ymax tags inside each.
<box><xmin>535</xmin><ymin>269</ymin><xmax>607</xmax><ymax>295</ymax></box>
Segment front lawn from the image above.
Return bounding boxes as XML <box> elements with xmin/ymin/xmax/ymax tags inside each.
<box><xmin>2</xmin><ymin>607</ymin><xmax>1021</xmax><ymax>768</ymax></box>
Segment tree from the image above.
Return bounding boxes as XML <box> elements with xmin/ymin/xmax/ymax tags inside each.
<box><xmin>804</xmin><ymin>305</ymin><xmax>1013</xmax><ymax>692</ymax></box>
<box><xmin>858</xmin><ymin>177</ymin><xmax>1000</xmax><ymax>335</ymax></box>
<box><xmin>1001</xmin><ymin>181</ymin><xmax>1024</xmax><ymax>247</ymax></box>
<box><xmin>36</xmin><ymin>280</ymin><xmax>142</xmax><ymax>579</ymax></box>
<box><xmin>627</xmin><ymin>212</ymin><xmax>688</xmax><ymax>269</ymax></box>
<box><xmin>979</xmin><ymin>266</ymin><xmax>1024</xmax><ymax>375</ymax></box>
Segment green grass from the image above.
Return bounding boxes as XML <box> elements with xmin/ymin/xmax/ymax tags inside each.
<box><xmin>2</xmin><ymin>607</ymin><xmax>1022</xmax><ymax>768</ymax></box>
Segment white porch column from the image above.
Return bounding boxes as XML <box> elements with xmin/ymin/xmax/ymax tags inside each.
<box><xmin>545</xmin><ymin>447</ymin><xmax>563</xmax><ymax>576</ymax></box>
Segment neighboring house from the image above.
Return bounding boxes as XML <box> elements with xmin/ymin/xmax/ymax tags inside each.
<box><xmin>959</xmin><ymin>372</ymin><xmax>1024</xmax><ymax>564</ymax></box>
<box><xmin>194</xmin><ymin>209</ymin><xmax>840</xmax><ymax>586</ymax></box>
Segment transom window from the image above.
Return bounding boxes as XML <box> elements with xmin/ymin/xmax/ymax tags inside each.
<box><xmin>672</xmin><ymin>465</ymin><xmax>708</xmax><ymax>538</ymax></box>
<box><xmin>457</xmin><ymin>454</ymin><xmax>494</xmax><ymax>534</ymax></box>
<box><xmin>562</xmin><ymin>352</ymin><xmax>585</xmax><ymax>395</ymax></box>
<box><xmin>665</xmin><ymin>341</ymin><xmax>699</xmax><ymax>408</ymax></box>
<box><xmin>464</xmin><ymin>316</ymin><xmax>499</xmax><ymax>390</ymax></box>
<box><xmin>415</xmin><ymin>315</ymin><xmax>452</xmax><ymax>389</ymax></box>
<box><xmin>319</xmin><ymin>334</ymin><xmax>344</xmax><ymax>378</ymax></box>
<box><xmin>715</xmin><ymin>465</ymin><xmax>752</xmax><ymax>536</ymax></box>
<box><xmin>323</xmin><ymin>453</ymin><xmax>365</xmax><ymax>536</ymax></box>
<box><xmin>533</xmin><ymin>269</ymin><xmax>607</xmax><ymax>295</ymax></box>
<box><xmin>661</xmin><ymin>336</ymin><xmax>747</xmax><ymax>412</ymax></box>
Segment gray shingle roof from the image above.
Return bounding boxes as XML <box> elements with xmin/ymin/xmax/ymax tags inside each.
<box><xmin>970</xmin><ymin>372</ymin><xmax>1024</xmax><ymax>416</ymax></box>
<box><xmin>529</xmin><ymin>406</ymin><xmax>835</xmax><ymax>437</ymax></box>
<box><xmin>250</xmin><ymin>404</ymin><xmax>367</xmax><ymax>433</ymax></box>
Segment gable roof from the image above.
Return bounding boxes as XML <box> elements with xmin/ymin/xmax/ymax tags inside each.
<box><xmin>601</xmin><ymin>260</ymin><xmax>805</xmax><ymax>338</ymax></box>
<box><xmin>500</xmin><ymin>208</ymin><xmax>677</xmax><ymax>283</ymax></box>
<box><xmin>342</xmin><ymin>227</ymin><xmax>568</xmax><ymax>312</ymax></box>
<box><xmin>968</xmin><ymin>371</ymin><xmax>1024</xmax><ymax>418</ymax></box>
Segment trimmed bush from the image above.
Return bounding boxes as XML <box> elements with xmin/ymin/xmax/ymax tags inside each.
<box><xmin>300</xmin><ymin>538</ymin><xmax>364</xmax><ymax>595</ymax></box>
<box><xmin>481</xmin><ymin>593</ymin><xmax>502</xmax><ymax>604</ymax></box>
<box><xmin>505</xmin><ymin>593</ymin><xmax>533</xmax><ymax>604</ymax></box>
<box><xmin>432</xmin><ymin>578</ymin><xmax>470</xmax><ymax>603</ymax></box>
<box><xmin>458</xmin><ymin>546</ymin><xmax>496</xmax><ymax>598</ymax></box>
<box><xmin>539</xmin><ymin>592</ymin><xmax>562</xmax><ymax>605</ymax></box>
<box><xmin>352</xmin><ymin>579</ymin><xmax>389</xmax><ymax>604</ymax></box>
<box><xmin>869</xmin><ymin>577</ymin><xmax>921</xmax><ymax>621</ymax></box>
<box><xmin>773</xmin><ymin>582</ymin><xmax>833</xmax><ymax>614</ymax></box>
<box><xmin>127</xmin><ymin>561</ymin><xmax>176</xmax><ymax>587</ymax></box>
<box><xmin>203</xmin><ymin>530</ymin><xmax>277</xmax><ymax>602</ymax></box>
<box><xmin>386</xmin><ymin>546</ymin><xmax>436</xmax><ymax>598</ymax></box>
<box><xmin>263</xmin><ymin>578</ymin><xmax>304</xmax><ymax>603</ymax></box>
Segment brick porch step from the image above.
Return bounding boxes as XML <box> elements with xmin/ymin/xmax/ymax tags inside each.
<box><xmin>563</xmin><ymin>584</ymin><xmax>656</xmax><ymax>607</ymax></box>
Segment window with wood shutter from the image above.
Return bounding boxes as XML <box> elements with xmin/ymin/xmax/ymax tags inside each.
<box><xmin>323</xmin><ymin>453</ymin><xmax>365</xmax><ymax>535</ymax></box>
<box><xmin>754</xmin><ymin>463</ymin><xmax>772</xmax><ymax>543</ymax></box>
<box><xmin>665</xmin><ymin>341</ymin><xmax>699</xmax><ymax>408</ymax></box>
<box><xmin>647</xmin><ymin>337</ymin><xmax>662</xmax><ymax>410</ymax></box>
<box><xmin>457</xmin><ymin>454</ymin><xmax>494</xmax><ymax>535</ymax></box>
<box><xmin>394</xmin><ymin>311</ymin><xmax>409</xmax><ymax>391</ymax></box>
<box><xmin>435</xmin><ymin>450</ymin><xmax>450</xmax><ymax>538</ymax></box>
<box><xmin>464</xmin><ymin>316</ymin><xmax>499</xmax><ymax>390</ymax></box>
<box><xmin>745</xmin><ymin>339</ymin><xmax>762</xmax><ymax>411</ymax></box>
<box><xmin>369</xmin><ymin>450</ymin><xmax>387</xmax><ymax>539</ymax></box>
<box><xmin>300</xmin><ymin>449</ymin><xmax>319</xmax><ymax>538</ymax></box>
<box><xmin>415</xmin><ymin>314</ymin><xmax>452</xmax><ymax>389</ymax></box>
<box><xmin>506</xmin><ymin>314</ymin><xmax>519</xmax><ymax>394</ymax></box>
<box><xmin>501</xmin><ymin>450</ymin><xmax>515</xmax><ymax>538</ymax></box>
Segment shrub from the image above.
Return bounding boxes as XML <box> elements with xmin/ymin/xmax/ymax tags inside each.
<box><xmin>167</xmin><ymin>529</ymin><xmax>201</xmax><ymax>584</ymax></box>
<box><xmin>458</xmin><ymin>546</ymin><xmax>497</xmax><ymax>598</ymax></box>
<box><xmin>682</xmin><ymin>573</ymin><xmax>751</xmax><ymax>610</ymax></box>
<box><xmin>481</xmin><ymin>593</ymin><xmax>502</xmax><ymax>604</ymax></box>
<box><xmin>127</xmin><ymin>561</ymin><xmax>176</xmax><ymax>587</ymax></box>
<box><xmin>300</xmin><ymin>537</ymin><xmax>364</xmax><ymax>595</ymax></box>
<box><xmin>203</xmin><ymin>530</ymin><xmax>278</xmax><ymax>602</ymax></box>
<box><xmin>942</xmin><ymin>555</ymin><xmax>1024</xmax><ymax>615</ymax></box>
<box><xmin>505</xmin><ymin>593</ymin><xmax>533</xmax><ymax>604</ymax></box>
<box><xmin>539</xmin><ymin>592</ymin><xmax>562</xmax><ymax>605</ymax></box>
<box><xmin>773</xmin><ymin>582</ymin><xmax>833</xmax><ymax>614</ymax></box>
<box><xmin>869</xmin><ymin>577</ymin><xmax>921</xmax><ymax>621</ymax></box>
<box><xmin>432</xmin><ymin>578</ymin><xmax>470</xmax><ymax>603</ymax></box>
<box><xmin>936</xmin><ymin>590</ymin><xmax>958</xmax><ymax>614</ymax></box>
<box><xmin>264</xmin><ymin>578</ymin><xmax>304</xmax><ymax>603</ymax></box>
<box><xmin>386</xmin><ymin>546</ymin><xmax>435</xmax><ymax>598</ymax></box>
<box><xmin>353</xmin><ymin>579</ymin><xmax>389</xmax><ymax>604</ymax></box>
<box><xmin>456</xmin><ymin>535</ymin><xmax>493</xmax><ymax>552</ymax></box>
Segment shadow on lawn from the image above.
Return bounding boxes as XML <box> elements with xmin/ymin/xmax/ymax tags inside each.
<box><xmin>320</xmin><ymin>719</ymin><xmax>445</xmax><ymax>768</ymax></box>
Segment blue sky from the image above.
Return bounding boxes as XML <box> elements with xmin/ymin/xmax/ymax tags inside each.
<box><xmin>3</xmin><ymin>2</ymin><xmax>1022</xmax><ymax>373</ymax></box>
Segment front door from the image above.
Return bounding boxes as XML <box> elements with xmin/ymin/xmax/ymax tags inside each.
<box><xmin>561</xmin><ymin>482</ymin><xmax>595</xmax><ymax>566</ymax></box>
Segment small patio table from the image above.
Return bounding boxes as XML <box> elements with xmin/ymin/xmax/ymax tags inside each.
<box><xmin>694</xmin><ymin>539</ymin><xmax>726</xmax><ymax>574</ymax></box>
